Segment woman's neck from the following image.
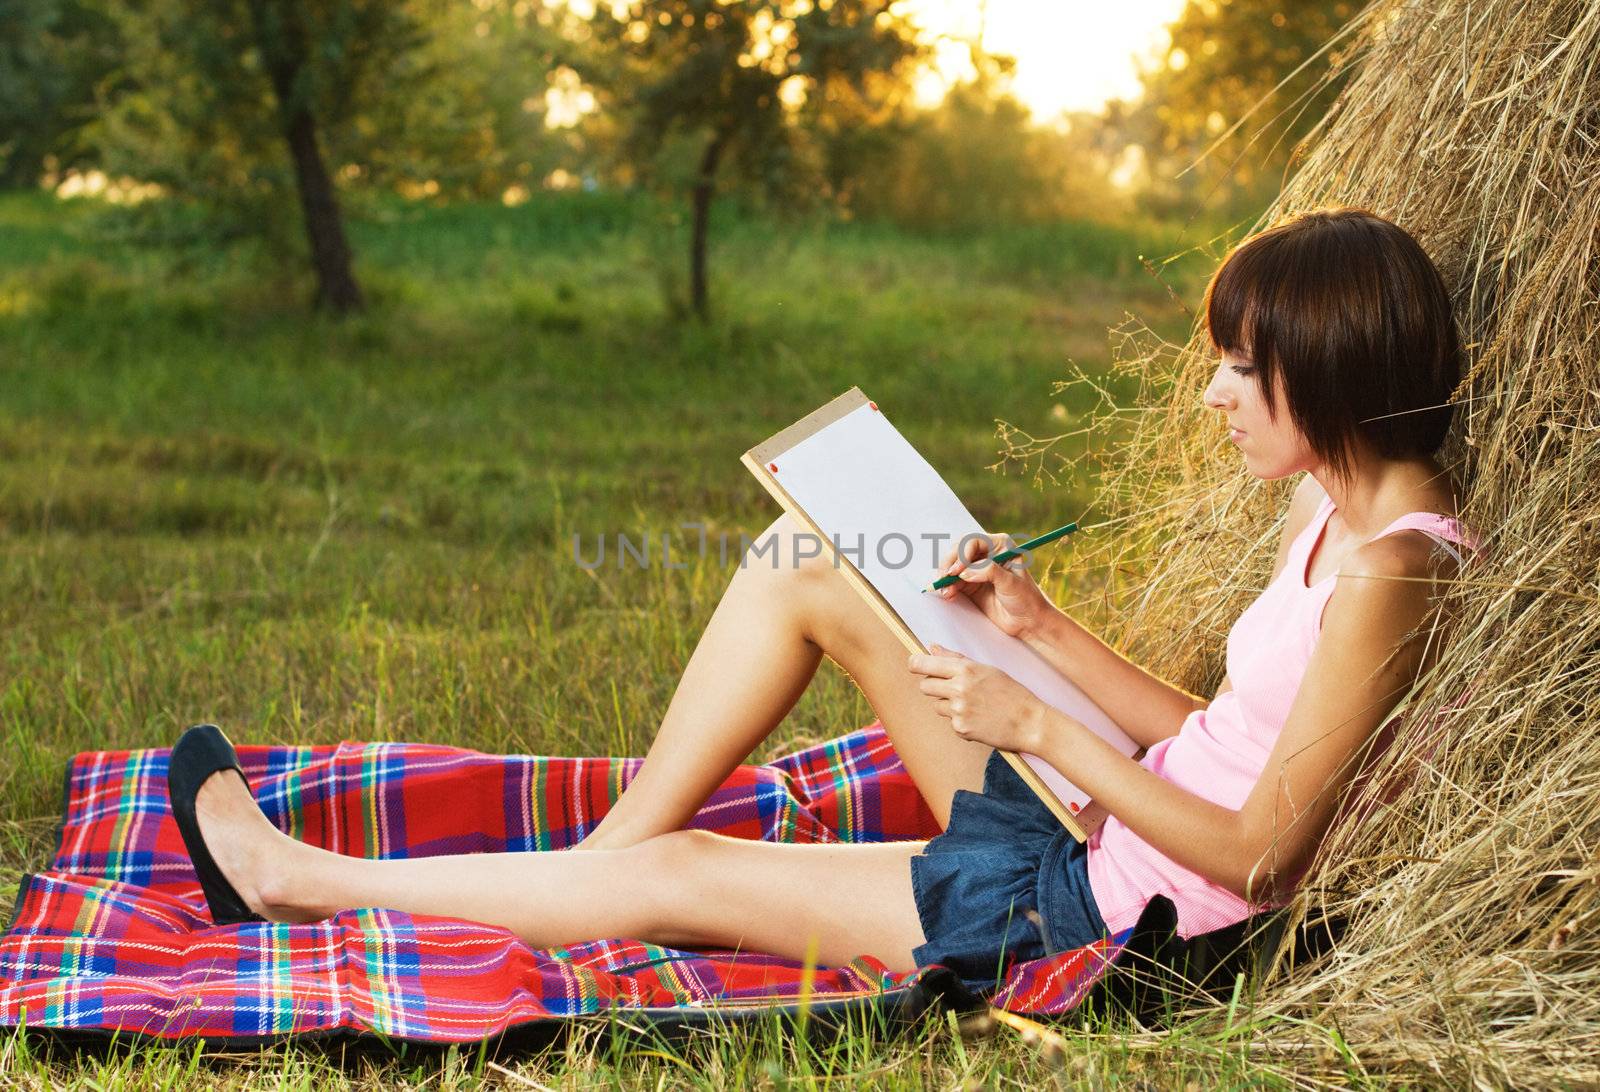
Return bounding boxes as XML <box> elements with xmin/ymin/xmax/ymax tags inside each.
<box><xmin>1311</xmin><ymin>451</ymin><xmax>1458</xmax><ymax>537</ymax></box>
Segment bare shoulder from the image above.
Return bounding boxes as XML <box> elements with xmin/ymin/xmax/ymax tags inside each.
<box><xmin>1330</xmin><ymin>532</ymin><xmax>1452</xmax><ymax>633</ymax></box>
<box><xmin>1345</xmin><ymin>531</ymin><xmax>1432</xmax><ymax>577</ymax></box>
<box><xmin>1345</xmin><ymin>523</ymin><xmax>1462</xmax><ymax>586</ymax></box>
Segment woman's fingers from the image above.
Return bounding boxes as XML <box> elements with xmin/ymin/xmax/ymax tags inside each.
<box><xmin>983</xmin><ymin>533</ymin><xmax>1024</xmax><ymax>576</ymax></box>
<box><xmin>907</xmin><ymin>646</ymin><xmax>967</xmax><ymax>680</ymax></box>
<box><xmin>936</xmin><ymin>533</ymin><xmax>1032</xmax><ymax>599</ymax></box>
<box><xmin>955</xmin><ymin>541</ymin><xmax>1025</xmax><ymax>587</ymax></box>
<box><xmin>940</xmin><ymin>531</ymin><xmax>1005</xmax><ymax>575</ymax></box>
<box><xmin>906</xmin><ymin>650</ymin><xmax>961</xmax><ymax>678</ymax></box>
<box><xmin>918</xmin><ymin>648</ymin><xmax>966</xmax><ymax>688</ymax></box>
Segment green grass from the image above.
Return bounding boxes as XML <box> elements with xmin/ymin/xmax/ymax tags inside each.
<box><xmin>0</xmin><ymin>1002</ymin><xmax>1347</xmax><ymax>1088</ymax></box>
<box><xmin>0</xmin><ymin>190</ymin><xmax>1340</xmax><ymax>1086</ymax></box>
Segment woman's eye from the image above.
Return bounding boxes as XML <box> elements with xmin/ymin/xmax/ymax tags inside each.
<box><xmin>1229</xmin><ymin>364</ymin><xmax>1256</xmax><ymax>376</ymax></box>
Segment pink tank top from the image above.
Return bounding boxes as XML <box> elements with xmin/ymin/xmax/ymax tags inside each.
<box><xmin>1084</xmin><ymin>493</ymin><xmax>1482</xmax><ymax>938</ymax></box>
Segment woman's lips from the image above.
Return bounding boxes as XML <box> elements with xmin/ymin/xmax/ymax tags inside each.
<box><xmin>1229</xmin><ymin>428</ymin><xmax>1246</xmax><ymax>442</ymax></box>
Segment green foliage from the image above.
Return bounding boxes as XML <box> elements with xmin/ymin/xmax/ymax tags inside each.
<box><xmin>843</xmin><ymin>60</ymin><xmax>1130</xmax><ymax>231</ymax></box>
<box><xmin>4</xmin><ymin>0</ymin><xmax>1361</xmax><ymax>266</ymax></box>
<box><xmin>89</xmin><ymin>0</ymin><xmax>398</xmax><ymax>247</ymax></box>
<box><xmin>330</xmin><ymin>2</ymin><xmax>573</xmax><ymax>201</ymax></box>
<box><xmin>573</xmin><ymin>0</ymin><xmax>926</xmax><ymax>315</ymax></box>
<box><xmin>580</xmin><ymin>0</ymin><xmax>923</xmax><ymax>203</ymax></box>
<box><xmin>0</xmin><ymin>0</ymin><xmax>121</xmax><ymax>187</ymax></box>
<box><xmin>1124</xmin><ymin>0</ymin><xmax>1357</xmax><ymax>217</ymax></box>
<box><xmin>88</xmin><ymin>0</ymin><xmax>565</xmax><ymax>248</ymax></box>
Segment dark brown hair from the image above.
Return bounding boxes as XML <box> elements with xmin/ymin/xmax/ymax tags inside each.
<box><xmin>1202</xmin><ymin>207</ymin><xmax>1462</xmax><ymax>483</ymax></box>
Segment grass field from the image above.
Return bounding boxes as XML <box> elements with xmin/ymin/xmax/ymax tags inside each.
<box><xmin>0</xmin><ymin>192</ymin><xmax>1342</xmax><ymax>1086</ymax></box>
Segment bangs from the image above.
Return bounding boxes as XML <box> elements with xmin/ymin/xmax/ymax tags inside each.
<box><xmin>1202</xmin><ymin>236</ymin><xmax>1278</xmax><ymax>364</ymax></box>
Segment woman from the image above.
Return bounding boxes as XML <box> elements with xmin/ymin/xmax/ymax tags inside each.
<box><xmin>169</xmin><ymin>207</ymin><xmax>1479</xmax><ymax>991</ymax></box>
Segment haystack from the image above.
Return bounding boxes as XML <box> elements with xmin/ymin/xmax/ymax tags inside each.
<box><xmin>1063</xmin><ymin>0</ymin><xmax>1600</xmax><ymax>1082</ymax></box>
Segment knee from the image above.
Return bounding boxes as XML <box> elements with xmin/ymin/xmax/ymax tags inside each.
<box><xmin>739</xmin><ymin>514</ymin><xmax>862</xmax><ymax>650</ymax></box>
<box><xmin>743</xmin><ymin>513</ymin><xmax>836</xmax><ymax>586</ymax></box>
<box><xmin>622</xmin><ymin>829</ymin><xmax>721</xmax><ymax>886</ymax></box>
<box><xmin>619</xmin><ymin>830</ymin><xmax>729</xmax><ymax>942</ymax></box>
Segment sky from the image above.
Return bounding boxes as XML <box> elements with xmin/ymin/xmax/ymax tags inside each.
<box><xmin>550</xmin><ymin>0</ymin><xmax>1189</xmax><ymax>129</ymax></box>
<box><xmin>901</xmin><ymin>0</ymin><xmax>1189</xmax><ymax>119</ymax></box>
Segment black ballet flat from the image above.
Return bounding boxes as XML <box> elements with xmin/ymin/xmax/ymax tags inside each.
<box><xmin>167</xmin><ymin>723</ymin><xmax>264</xmax><ymax>925</ymax></box>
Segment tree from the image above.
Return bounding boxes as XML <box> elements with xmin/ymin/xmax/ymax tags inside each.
<box><xmin>89</xmin><ymin>0</ymin><xmax>569</xmax><ymax>310</ymax></box>
<box><xmin>349</xmin><ymin>2</ymin><xmax>574</xmax><ymax>202</ymax></box>
<box><xmin>0</xmin><ymin>0</ymin><xmax>120</xmax><ymax>188</ymax></box>
<box><xmin>94</xmin><ymin>0</ymin><xmax>446</xmax><ymax>313</ymax></box>
<box><xmin>578</xmin><ymin>0</ymin><xmax>923</xmax><ymax>320</ymax></box>
<box><xmin>242</xmin><ymin>0</ymin><xmax>374</xmax><ymax>312</ymax></box>
<box><xmin>1120</xmin><ymin>0</ymin><xmax>1357</xmax><ymax>216</ymax></box>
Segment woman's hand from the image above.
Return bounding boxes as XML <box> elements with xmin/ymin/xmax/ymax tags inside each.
<box><xmin>932</xmin><ymin>532</ymin><xmax>1055</xmax><ymax>640</ymax></box>
<box><xmin>907</xmin><ymin>644</ymin><xmax>1049</xmax><ymax>753</ymax></box>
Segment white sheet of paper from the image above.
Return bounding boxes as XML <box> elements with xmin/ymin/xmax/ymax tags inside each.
<box><xmin>771</xmin><ymin>403</ymin><xmax>1138</xmax><ymax>815</ymax></box>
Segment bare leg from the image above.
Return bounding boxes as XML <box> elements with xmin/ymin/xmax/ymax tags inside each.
<box><xmin>583</xmin><ymin>513</ymin><xmax>991</xmax><ymax>849</ymax></box>
<box><xmin>198</xmin><ymin>769</ymin><xmax>927</xmax><ymax>970</ymax></box>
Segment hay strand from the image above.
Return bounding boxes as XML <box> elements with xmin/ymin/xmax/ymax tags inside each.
<box><xmin>1053</xmin><ymin>0</ymin><xmax>1600</xmax><ymax>1082</ymax></box>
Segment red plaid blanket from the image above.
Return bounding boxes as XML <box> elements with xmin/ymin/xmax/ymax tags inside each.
<box><xmin>0</xmin><ymin>724</ymin><xmax>1131</xmax><ymax>1043</ymax></box>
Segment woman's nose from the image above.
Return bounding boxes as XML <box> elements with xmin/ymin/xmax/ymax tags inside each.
<box><xmin>1202</xmin><ymin>378</ymin><xmax>1232</xmax><ymax>411</ymax></box>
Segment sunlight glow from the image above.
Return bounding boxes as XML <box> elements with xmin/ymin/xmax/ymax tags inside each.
<box><xmin>550</xmin><ymin>0</ymin><xmax>1184</xmax><ymax>127</ymax></box>
<box><xmin>902</xmin><ymin>0</ymin><xmax>1188</xmax><ymax>119</ymax></box>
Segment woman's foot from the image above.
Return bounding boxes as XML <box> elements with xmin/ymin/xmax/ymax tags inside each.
<box><xmin>193</xmin><ymin>768</ymin><xmax>325</xmax><ymax>924</ymax></box>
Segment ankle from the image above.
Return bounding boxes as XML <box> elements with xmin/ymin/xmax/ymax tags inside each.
<box><xmin>253</xmin><ymin>868</ymin><xmax>296</xmax><ymax>915</ymax></box>
<box><xmin>253</xmin><ymin>840</ymin><xmax>329</xmax><ymax>918</ymax></box>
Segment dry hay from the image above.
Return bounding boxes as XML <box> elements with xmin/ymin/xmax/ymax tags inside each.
<box><xmin>1048</xmin><ymin>0</ymin><xmax>1600</xmax><ymax>1083</ymax></box>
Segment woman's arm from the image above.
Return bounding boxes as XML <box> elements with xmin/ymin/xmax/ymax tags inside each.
<box><xmin>911</xmin><ymin>507</ymin><xmax>1449</xmax><ymax>900</ymax></box>
<box><xmin>1020</xmin><ymin>611</ymin><xmax>1207</xmax><ymax>751</ymax></box>
<box><xmin>1026</xmin><ymin>529</ymin><xmax>1448</xmax><ymax>899</ymax></box>
<box><xmin>1017</xmin><ymin>474</ymin><xmax>1328</xmax><ymax>751</ymax></box>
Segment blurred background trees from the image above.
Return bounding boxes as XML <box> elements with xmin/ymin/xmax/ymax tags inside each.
<box><xmin>574</xmin><ymin>0</ymin><xmax>923</xmax><ymax>319</ymax></box>
<box><xmin>1120</xmin><ymin>0</ymin><xmax>1357</xmax><ymax>219</ymax></box>
<box><xmin>79</xmin><ymin>0</ymin><xmax>573</xmax><ymax>312</ymax></box>
<box><xmin>842</xmin><ymin>53</ymin><xmax>1131</xmax><ymax>231</ymax></box>
<box><xmin>0</xmin><ymin>0</ymin><xmax>120</xmax><ymax>189</ymax></box>
<box><xmin>0</xmin><ymin>0</ymin><xmax>1357</xmax><ymax>314</ymax></box>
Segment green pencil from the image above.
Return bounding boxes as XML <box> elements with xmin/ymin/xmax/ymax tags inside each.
<box><xmin>924</xmin><ymin>521</ymin><xmax>1080</xmax><ymax>592</ymax></box>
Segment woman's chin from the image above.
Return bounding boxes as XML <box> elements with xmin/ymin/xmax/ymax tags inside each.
<box><xmin>1236</xmin><ymin>450</ymin><xmax>1296</xmax><ymax>481</ymax></box>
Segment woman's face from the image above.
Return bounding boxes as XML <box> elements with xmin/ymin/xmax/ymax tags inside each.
<box><xmin>1202</xmin><ymin>349</ymin><xmax>1315</xmax><ymax>480</ymax></box>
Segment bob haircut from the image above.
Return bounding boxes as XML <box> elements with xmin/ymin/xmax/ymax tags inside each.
<box><xmin>1202</xmin><ymin>207</ymin><xmax>1462</xmax><ymax>484</ymax></box>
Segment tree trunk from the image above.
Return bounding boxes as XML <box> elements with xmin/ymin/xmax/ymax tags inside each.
<box><xmin>246</xmin><ymin>0</ymin><xmax>364</xmax><ymax>315</ymax></box>
<box><xmin>689</xmin><ymin>129</ymin><xmax>730</xmax><ymax>322</ymax></box>
<box><xmin>281</xmin><ymin>107</ymin><xmax>364</xmax><ymax>314</ymax></box>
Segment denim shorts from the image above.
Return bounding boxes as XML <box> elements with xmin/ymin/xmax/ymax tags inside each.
<box><xmin>909</xmin><ymin>750</ymin><xmax>1110</xmax><ymax>993</ymax></box>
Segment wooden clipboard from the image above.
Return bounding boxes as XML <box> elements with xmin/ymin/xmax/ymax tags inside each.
<box><xmin>743</xmin><ymin>387</ymin><xmax>1108</xmax><ymax>841</ymax></box>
